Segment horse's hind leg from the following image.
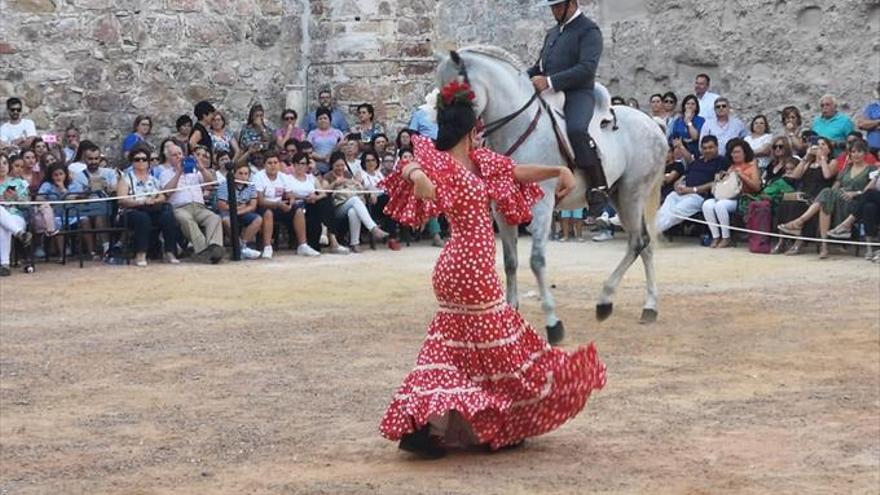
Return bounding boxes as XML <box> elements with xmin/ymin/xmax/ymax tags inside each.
<box><xmin>527</xmin><ymin>198</ymin><xmax>563</xmax><ymax>343</ymax></box>
<box><xmin>596</xmin><ymin>193</ymin><xmax>644</xmax><ymax>321</ymax></box>
<box><xmin>496</xmin><ymin>212</ymin><xmax>520</xmax><ymax>310</ymax></box>
<box><xmin>638</xmin><ymin>220</ymin><xmax>658</xmax><ymax>324</ymax></box>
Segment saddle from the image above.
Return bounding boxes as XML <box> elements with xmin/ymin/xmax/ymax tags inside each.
<box><xmin>539</xmin><ymin>88</ymin><xmax>617</xmax><ymax>174</ymax></box>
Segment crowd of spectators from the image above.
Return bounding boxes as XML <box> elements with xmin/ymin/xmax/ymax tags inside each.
<box><xmin>1</xmin><ymin>75</ymin><xmax>879</xmax><ymax>276</ymax></box>
<box><xmin>587</xmin><ymin>75</ymin><xmax>879</xmax><ymax>263</ymax></box>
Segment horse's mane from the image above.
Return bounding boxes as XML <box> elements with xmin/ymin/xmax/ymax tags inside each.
<box><xmin>458</xmin><ymin>45</ymin><xmax>526</xmax><ymax>71</ymax></box>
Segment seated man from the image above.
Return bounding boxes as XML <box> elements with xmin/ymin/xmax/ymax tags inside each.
<box><xmin>655</xmin><ymin>135</ymin><xmax>728</xmax><ymax>234</ymax></box>
<box><xmin>159</xmin><ymin>142</ymin><xmax>224</xmax><ymax>263</ymax></box>
<box><xmin>70</xmin><ymin>140</ymin><xmax>119</xmax><ymax>258</ymax></box>
<box><xmin>811</xmin><ymin>94</ymin><xmax>855</xmax><ymax>156</ymax></box>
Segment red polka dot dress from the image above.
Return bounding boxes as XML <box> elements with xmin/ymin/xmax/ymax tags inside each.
<box><xmin>379</xmin><ymin>136</ymin><xmax>606</xmax><ymax>450</ymax></box>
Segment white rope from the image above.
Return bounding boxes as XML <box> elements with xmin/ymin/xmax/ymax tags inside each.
<box><xmin>672</xmin><ymin>213</ymin><xmax>879</xmax><ymax>247</ymax></box>
<box><xmin>0</xmin><ymin>180</ymin><xmax>225</xmax><ymax>206</ymax></box>
<box><xmin>0</xmin><ymin>180</ymin><xmax>386</xmax><ymax>207</ymax></box>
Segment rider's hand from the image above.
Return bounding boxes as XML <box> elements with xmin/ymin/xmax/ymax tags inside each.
<box><xmin>531</xmin><ymin>76</ymin><xmax>550</xmax><ymax>92</ymax></box>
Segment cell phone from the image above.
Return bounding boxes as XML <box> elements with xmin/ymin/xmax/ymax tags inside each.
<box><xmin>183</xmin><ymin>156</ymin><xmax>197</xmax><ymax>173</ymax></box>
<box><xmin>808</xmin><ymin>136</ymin><xmax>819</xmax><ymax>145</ymax></box>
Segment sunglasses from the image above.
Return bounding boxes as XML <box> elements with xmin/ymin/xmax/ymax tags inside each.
<box><xmin>663</xmin><ymin>99</ymin><xmax>675</xmax><ymax>104</ymax></box>
<box><xmin>132</xmin><ymin>156</ymin><xmax>149</xmax><ymax>162</ymax></box>
<box><xmin>150</xmin><ymin>156</ymin><xmax>160</xmax><ymax>161</ymax></box>
<box><xmin>9</xmin><ymin>107</ymin><xmax>22</xmax><ymax>112</ymax></box>
<box><xmin>715</xmin><ymin>104</ymin><xmax>728</xmax><ymax>109</ymax></box>
<box><xmin>773</xmin><ymin>144</ymin><xmax>786</xmax><ymax>150</ymax></box>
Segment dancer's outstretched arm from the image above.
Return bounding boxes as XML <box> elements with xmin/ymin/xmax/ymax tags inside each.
<box><xmin>514</xmin><ymin>165</ymin><xmax>574</xmax><ymax>199</ymax></box>
<box><xmin>402</xmin><ymin>162</ymin><xmax>436</xmax><ymax>200</ymax></box>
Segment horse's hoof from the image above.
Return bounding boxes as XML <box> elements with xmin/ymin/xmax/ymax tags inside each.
<box><xmin>546</xmin><ymin>321</ymin><xmax>565</xmax><ymax>346</ymax></box>
<box><xmin>639</xmin><ymin>308</ymin><xmax>658</xmax><ymax>324</ymax></box>
<box><xmin>596</xmin><ymin>303</ymin><xmax>613</xmax><ymax>322</ymax></box>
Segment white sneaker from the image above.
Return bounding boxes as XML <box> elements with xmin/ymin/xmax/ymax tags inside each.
<box><xmin>297</xmin><ymin>243</ymin><xmax>321</xmax><ymax>257</ymax></box>
<box><xmin>328</xmin><ymin>245</ymin><xmax>350</xmax><ymax>255</ymax></box>
<box><xmin>609</xmin><ymin>214</ymin><xmax>622</xmax><ymax>227</ymax></box>
<box><xmin>592</xmin><ymin>231</ymin><xmax>614</xmax><ymax>242</ymax></box>
<box><xmin>241</xmin><ymin>246</ymin><xmax>261</xmax><ymax>260</ymax></box>
<box><xmin>261</xmin><ymin>246</ymin><xmax>273</xmax><ymax>259</ymax></box>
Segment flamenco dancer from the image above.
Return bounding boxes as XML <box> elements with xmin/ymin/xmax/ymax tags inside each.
<box><xmin>378</xmin><ymin>81</ymin><xmax>607</xmax><ymax>458</ymax></box>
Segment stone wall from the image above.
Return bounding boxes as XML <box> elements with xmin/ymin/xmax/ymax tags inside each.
<box><xmin>0</xmin><ymin>0</ymin><xmax>878</xmax><ymax>159</ymax></box>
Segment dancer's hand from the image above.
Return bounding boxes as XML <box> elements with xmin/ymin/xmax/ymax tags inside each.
<box><xmin>555</xmin><ymin>167</ymin><xmax>574</xmax><ymax>200</ymax></box>
<box><xmin>412</xmin><ymin>172</ymin><xmax>436</xmax><ymax>200</ymax></box>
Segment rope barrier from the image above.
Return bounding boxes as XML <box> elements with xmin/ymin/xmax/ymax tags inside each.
<box><xmin>0</xmin><ymin>179</ymin><xmax>386</xmax><ymax>207</ymax></box>
<box><xmin>671</xmin><ymin>213</ymin><xmax>879</xmax><ymax>247</ymax></box>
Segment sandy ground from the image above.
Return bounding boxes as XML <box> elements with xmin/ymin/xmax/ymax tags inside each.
<box><xmin>1</xmin><ymin>237</ymin><xmax>878</xmax><ymax>495</ymax></box>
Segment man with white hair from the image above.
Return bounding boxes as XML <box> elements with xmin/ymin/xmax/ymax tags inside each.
<box><xmin>811</xmin><ymin>94</ymin><xmax>855</xmax><ymax>155</ymax></box>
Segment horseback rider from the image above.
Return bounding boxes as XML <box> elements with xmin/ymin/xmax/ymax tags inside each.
<box><xmin>528</xmin><ymin>0</ymin><xmax>608</xmax><ymax>210</ymax></box>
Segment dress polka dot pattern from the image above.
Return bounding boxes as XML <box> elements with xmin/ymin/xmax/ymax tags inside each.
<box><xmin>379</xmin><ymin>136</ymin><xmax>606</xmax><ymax>450</ymax></box>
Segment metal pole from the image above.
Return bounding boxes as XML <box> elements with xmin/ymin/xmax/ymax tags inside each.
<box><xmin>226</xmin><ymin>165</ymin><xmax>240</xmax><ymax>261</ymax></box>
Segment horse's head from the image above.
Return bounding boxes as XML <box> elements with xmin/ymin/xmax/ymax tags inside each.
<box><xmin>436</xmin><ymin>50</ymin><xmax>490</xmax><ymax>118</ymax></box>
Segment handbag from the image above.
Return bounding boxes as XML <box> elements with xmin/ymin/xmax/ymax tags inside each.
<box><xmin>712</xmin><ymin>172</ymin><xmax>742</xmax><ymax>200</ymax></box>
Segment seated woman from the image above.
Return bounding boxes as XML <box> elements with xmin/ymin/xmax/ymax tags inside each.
<box><xmin>780</xmin><ymin>106</ymin><xmax>807</xmax><ymax>157</ymax></box>
<box><xmin>360</xmin><ymin>149</ymin><xmax>400</xmax><ymax>250</ymax></box>
<box><xmin>216</xmin><ymin>162</ymin><xmax>263</xmax><ymax>260</ymax></box>
<box><xmin>253</xmin><ymin>151</ymin><xmax>319</xmax><ymax>258</ymax></box>
<box><xmin>324</xmin><ymin>151</ymin><xmax>388</xmax><ymax>252</ymax></box>
<box><xmin>667</xmin><ymin>94</ymin><xmax>705</xmax><ymax>159</ymax></box>
<box><xmin>701</xmin><ymin>138</ymin><xmax>761</xmax><ymax>248</ymax></box>
<box><xmin>827</xmin><ymin>167</ymin><xmax>880</xmax><ymax>261</ymax></box>
<box><xmin>239</xmin><ymin>103</ymin><xmax>275</xmax><ymax>152</ymax></box>
<box><xmin>209</xmin><ymin>111</ymin><xmax>241</xmax><ymax>157</ymax></box>
<box><xmin>0</xmin><ymin>153</ymin><xmax>33</xmax><ymax>276</ymax></box>
<box><xmin>352</xmin><ymin>103</ymin><xmax>385</xmax><ymax>146</ymax></box>
<box><xmin>36</xmin><ymin>163</ymin><xmax>95</xmax><ymax>259</ymax></box>
<box><xmin>772</xmin><ymin>137</ymin><xmax>837</xmax><ymax>255</ymax></box>
<box><xmin>289</xmin><ymin>152</ymin><xmax>349</xmax><ymax>254</ymax></box>
<box><xmin>744</xmin><ymin>114</ymin><xmax>773</xmax><ymax>171</ymax></box>
<box><xmin>306</xmin><ymin>108</ymin><xmax>344</xmax><ymax>175</ymax></box>
<box><xmin>370</xmin><ymin>133</ymin><xmax>390</xmax><ymax>156</ymax></box>
<box><xmin>275</xmin><ymin>109</ymin><xmax>306</xmax><ymax>151</ymax></box>
<box><xmin>116</xmin><ymin>147</ymin><xmax>179</xmax><ymax>267</ymax></box>
<box><xmin>779</xmin><ymin>140</ymin><xmax>874</xmax><ymax>259</ymax></box>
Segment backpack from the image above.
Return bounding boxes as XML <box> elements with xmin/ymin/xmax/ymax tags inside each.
<box><xmin>746</xmin><ymin>199</ymin><xmax>772</xmax><ymax>254</ymax></box>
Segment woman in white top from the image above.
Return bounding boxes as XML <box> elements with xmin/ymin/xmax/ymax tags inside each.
<box><xmin>744</xmin><ymin>114</ymin><xmax>773</xmax><ymax>171</ymax></box>
<box><xmin>290</xmin><ymin>152</ymin><xmax>349</xmax><ymax>255</ymax></box>
<box><xmin>253</xmin><ymin>151</ymin><xmax>319</xmax><ymax>258</ymax></box>
<box><xmin>360</xmin><ymin>150</ymin><xmax>400</xmax><ymax>250</ymax></box>
<box><xmin>325</xmin><ymin>151</ymin><xmax>388</xmax><ymax>252</ymax></box>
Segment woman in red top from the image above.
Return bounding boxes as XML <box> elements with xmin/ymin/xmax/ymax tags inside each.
<box><xmin>378</xmin><ymin>81</ymin><xmax>605</xmax><ymax>458</ymax></box>
<box><xmin>701</xmin><ymin>138</ymin><xmax>761</xmax><ymax>248</ymax></box>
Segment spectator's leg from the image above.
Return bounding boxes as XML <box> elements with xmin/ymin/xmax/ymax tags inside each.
<box><xmin>701</xmin><ymin>198</ymin><xmax>721</xmax><ymax>241</ymax></box>
<box><xmin>347</xmin><ymin>197</ymin><xmax>378</xmax><ymax>232</ymax></box>
<box><xmin>125</xmin><ymin>209</ymin><xmax>151</xmax><ymax>257</ymax></box>
<box><xmin>174</xmin><ymin>204</ymin><xmax>208</xmax><ymax>253</ymax></box>
<box><xmin>716</xmin><ymin>199</ymin><xmax>738</xmax><ymax>239</ymax></box>
<box><xmin>242</xmin><ymin>214</ymin><xmax>262</xmax><ymax>243</ymax></box>
<box><xmin>153</xmin><ymin>205</ymin><xmax>179</xmax><ymax>254</ymax></box>
<box><xmin>347</xmin><ymin>207</ymin><xmax>362</xmax><ymax>246</ymax></box>
<box><xmin>79</xmin><ymin>217</ymin><xmax>95</xmax><ymax>254</ymax></box>
<box><xmin>0</xmin><ymin>208</ymin><xmax>26</xmax><ymax>267</ymax></box>
<box><xmin>262</xmin><ymin>209</ymin><xmax>274</xmax><ymax>248</ymax></box>
<box><xmin>293</xmin><ymin>208</ymin><xmax>308</xmax><ymax>246</ymax></box>
<box><xmin>818</xmin><ymin>209</ymin><xmax>831</xmax><ymax>258</ymax></box>
<box><xmin>654</xmin><ymin>193</ymin><xmax>681</xmax><ymax>233</ymax></box>
<box><xmin>863</xmin><ymin>196</ymin><xmax>880</xmax><ymax>238</ymax></box>
<box><xmin>193</xmin><ymin>204</ymin><xmax>223</xmax><ymax>248</ymax></box>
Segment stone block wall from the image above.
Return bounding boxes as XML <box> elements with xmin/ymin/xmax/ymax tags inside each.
<box><xmin>0</xmin><ymin>0</ymin><xmax>877</xmax><ymax>159</ymax></box>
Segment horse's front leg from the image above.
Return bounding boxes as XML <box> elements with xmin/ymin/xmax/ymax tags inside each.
<box><xmin>528</xmin><ymin>196</ymin><xmax>563</xmax><ymax>344</ymax></box>
<box><xmin>496</xmin><ymin>211</ymin><xmax>520</xmax><ymax>310</ymax></box>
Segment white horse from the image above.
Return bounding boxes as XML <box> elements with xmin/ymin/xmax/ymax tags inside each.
<box><xmin>434</xmin><ymin>46</ymin><xmax>668</xmax><ymax>343</ymax></box>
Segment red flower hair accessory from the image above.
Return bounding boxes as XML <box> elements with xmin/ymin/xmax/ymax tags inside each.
<box><xmin>438</xmin><ymin>80</ymin><xmax>476</xmax><ymax>110</ymax></box>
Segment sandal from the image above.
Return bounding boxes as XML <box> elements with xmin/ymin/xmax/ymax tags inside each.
<box><xmin>770</xmin><ymin>239</ymin><xmax>786</xmax><ymax>255</ymax></box>
<box><xmin>777</xmin><ymin>222</ymin><xmax>802</xmax><ymax>235</ymax></box>
<box><xmin>784</xmin><ymin>240</ymin><xmax>804</xmax><ymax>256</ymax></box>
<box><xmin>827</xmin><ymin>225</ymin><xmax>852</xmax><ymax>239</ymax></box>
<box><xmin>818</xmin><ymin>245</ymin><xmax>829</xmax><ymax>259</ymax></box>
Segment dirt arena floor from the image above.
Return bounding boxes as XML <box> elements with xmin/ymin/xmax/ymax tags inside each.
<box><xmin>1</xmin><ymin>237</ymin><xmax>878</xmax><ymax>494</ymax></box>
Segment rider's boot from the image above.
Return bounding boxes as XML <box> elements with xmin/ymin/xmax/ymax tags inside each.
<box><xmin>582</xmin><ymin>135</ymin><xmax>608</xmax><ymax>216</ymax></box>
